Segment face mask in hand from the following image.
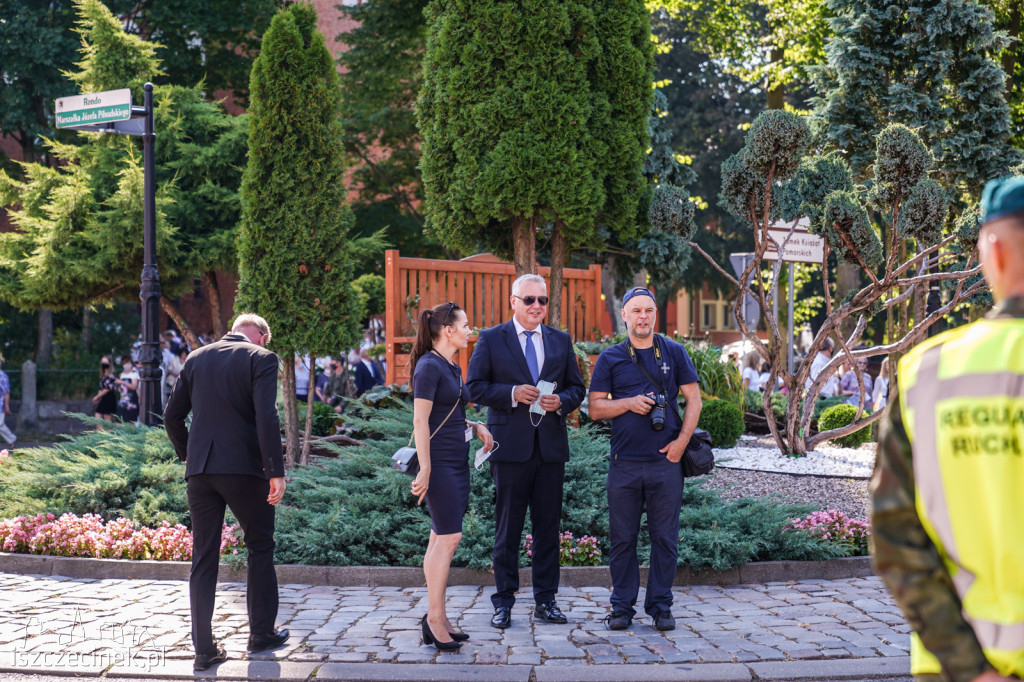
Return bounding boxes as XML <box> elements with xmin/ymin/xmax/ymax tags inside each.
<box><xmin>475</xmin><ymin>441</ymin><xmax>499</xmax><ymax>471</ymax></box>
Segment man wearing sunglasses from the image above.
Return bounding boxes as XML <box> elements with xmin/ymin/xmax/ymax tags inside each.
<box><xmin>468</xmin><ymin>273</ymin><xmax>586</xmax><ymax>629</ymax></box>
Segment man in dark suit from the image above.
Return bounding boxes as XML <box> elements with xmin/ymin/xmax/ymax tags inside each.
<box><xmin>468</xmin><ymin>274</ymin><xmax>586</xmax><ymax>629</ymax></box>
<box><xmin>353</xmin><ymin>346</ymin><xmax>385</xmax><ymax>396</ymax></box>
<box><xmin>164</xmin><ymin>313</ymin><xmax>289</xmax><ymax>670</ymax></box>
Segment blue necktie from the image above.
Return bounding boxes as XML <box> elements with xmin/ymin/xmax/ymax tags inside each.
<box><xmin>523</xmin><ymin>330</ymin><xmax>540</xmax><ymax>383</ymax></box>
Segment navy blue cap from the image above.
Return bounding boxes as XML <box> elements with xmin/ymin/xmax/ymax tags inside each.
<box><xmin>981</xmin><ymin>176</ymin><xmax>1024</xmax><ymax>224</ymax></box>
<box><xmin>621</xmin><ymin>286</ymin><xmax>655</xmax><ymax>308</ymax></box>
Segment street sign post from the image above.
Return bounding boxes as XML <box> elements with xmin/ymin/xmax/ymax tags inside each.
<box><xmin>55</xmin><ymin>89</ymin><xmax>132</xmax><ymax>129</ymax></box>
<box><xmin>763</xmin><ymin>219</ymin><xmax>824</xmax><ymax>372</ymax></box>
<box><xmin>54</xmin><ymin>84</ymin><xmax>162</xmax><ymax>427</ymax></box>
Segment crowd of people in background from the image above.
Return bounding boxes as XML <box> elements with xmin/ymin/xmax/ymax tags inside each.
<box><xmin>89</xmin><ymin>326</ymin><xmax>389</xmax><ymax>426</ymax></box>
<box><xmin>734</xmin><ymin>338</ymin><xmax>891</xmax><ymax>413</ymax></box>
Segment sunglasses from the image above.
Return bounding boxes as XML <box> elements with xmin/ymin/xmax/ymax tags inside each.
<box><xmin>513</xmin><ymin>295</ymin><xmax>549</xmax><ymax>306</ymax></box>
<box><xmin>441</xmin><ymin>301</ymin><xmax>456</xmax><ymax>326</ymax></box>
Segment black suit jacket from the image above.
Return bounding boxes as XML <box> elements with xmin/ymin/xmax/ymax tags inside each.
<box><xmin>467</xmin><ymin>321</ymin><xmax>585</xmax><ymax>463</ymax></box>
<box><xmin>164</xmin><ymin>333</ymin><xmax>285</xmax><ymax>479</ymax></box>
<box><xmin>353</xmin><ymin>360</ymin><xmax>384</xmax><ymax>396</ymax></box>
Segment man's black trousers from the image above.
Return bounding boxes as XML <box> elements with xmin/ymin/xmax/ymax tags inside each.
<box><xmin>187</xmin><ymin>474</ymin><xmax>278</xmax><ymax>655</ymax></box>
<box><xmin>490</xmin><ymin>433</ymin><xmax>565</xmax><ymax>609</ymax></box>
<box><xmin>606</xmin><ymin>457</ymin><xmax>683</xmax><ymax>618</ymax></box>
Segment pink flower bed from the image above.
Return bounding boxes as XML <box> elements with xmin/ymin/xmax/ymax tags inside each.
<box><xmin>523</xmin><ymin>531</ymin><xmax>603</xmax><ymax>567</ymax></box>
<box><xmin>786</xmin><ymin>510</ymin><xmax>870</xmax><ymax>556</ymax></box>
<box><xmin>0</xmin><ymin>513</ymin><xmax>243</xmax><ymax>561</ymax></box>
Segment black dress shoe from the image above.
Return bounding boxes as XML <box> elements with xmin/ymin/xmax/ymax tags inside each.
<box><xmin>194</xmin><ymin>646</ymin><xmax>227</xmax><ymax>671</ymax></box>
<box><xmin>534</xmin><ymin>602</ymin><xmax>568</xmax><ymax>624</ymax></box>
<box><xmin>490</xmin><ymin>606</ymin><xmax>512</xmax><ymax>629</ymax></box>
<box><xmin>247</xmin><ymin>628</ymin><xmax>290</xmax><ymax>653</ymax></box>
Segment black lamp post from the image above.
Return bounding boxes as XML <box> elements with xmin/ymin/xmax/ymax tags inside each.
<box><xmin>137</xmin><ymin>83</ymin><xmax>162</xmax><ymax>425</ymax></box>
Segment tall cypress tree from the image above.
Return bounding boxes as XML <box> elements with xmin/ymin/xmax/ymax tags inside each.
<box><xmin>237</xmin><ymin>3</ymin><xmax>373</xmax><ymax>465</ymax></box>
<box><xmin>815</xmin><ymin>0</ymin><xmax>1021</xmax><ymax>195</ymax></box>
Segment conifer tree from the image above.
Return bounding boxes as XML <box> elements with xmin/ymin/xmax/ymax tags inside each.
<box><xmin>237</xmin><ymin>3</ymin><xmax>378</xmax><ymax>465</ymax></box>
<box><xmin>816</xmin><ymin>0</ymin><xmax>1021</xmax><ymax>195</ymax></box>
<box><xmin>418</xmin><ymin>0</ymin><xmax>652</xmax><ymax>323</ymax></box>
<box><xmin>0</xmin><ymin>0</ymin><xmax>248</xmax><ymax>349</ymax></box>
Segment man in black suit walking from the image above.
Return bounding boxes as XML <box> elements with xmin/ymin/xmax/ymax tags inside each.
<box><xmin>353</xmin><ymin>346</ymin><xmax>385</xmax><ymax>396</ymax></box>
<box><xmin>468</xmin><ymin>274</ymin><xmax>586</xmax><ymax>629</ymax></box>
<box><xmin>164</xmin><ymin>313</ymin><xmax>289</xmax><ymax>670</ymax></box>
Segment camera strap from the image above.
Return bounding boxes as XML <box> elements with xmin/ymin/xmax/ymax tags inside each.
<box><xmin>624</xmin><ymin>335</ymin><xmax>682</xmax><ymax>423</ymax></box>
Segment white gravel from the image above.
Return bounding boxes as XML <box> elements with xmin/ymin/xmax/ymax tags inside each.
<box><xmin>714</xmin><ymin>434</ymin><xmax>876</xmax><ymax>479</ymax></box>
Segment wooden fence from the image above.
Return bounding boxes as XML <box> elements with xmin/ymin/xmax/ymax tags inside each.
<box><xmin>384</xmin><ymin>251</ymin><xmax>603</xmax><ymax>385</ymax></box>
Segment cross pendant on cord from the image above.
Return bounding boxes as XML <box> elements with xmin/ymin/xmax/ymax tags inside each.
<box><xmin>660</xmin><ymin>362</ymin><xmax>670</xmax><ymax>374</ymax></box>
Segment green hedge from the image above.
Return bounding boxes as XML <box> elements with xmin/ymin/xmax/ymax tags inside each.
<box><xmin>697</xmin><ymin>398</ymin><xmax>745</xmax><ymax>448</ymax></box>
<box><xmin>818</xmin><ymin>404</ymin><xmax>873</xmax><ymax>448</ymax></box>
<box><xmin>0</xmin><ymin>407</ymin><xmax>852</xmax><ymax>571</ymax></box>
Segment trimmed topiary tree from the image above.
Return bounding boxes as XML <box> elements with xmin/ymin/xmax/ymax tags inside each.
<box><xmin>236</xmin><ymin>3</ymin><xmax>380</xmax><ymax>465</ymax></box>
<box><xmin>818</xmin><ymin>404</ymin><xmax>872</xmax><ymax>448</ymax></box>
<box><xmin>697</xmin><ymin>398</ymin><xmax>745</xmax><ymax>449</ymax></box>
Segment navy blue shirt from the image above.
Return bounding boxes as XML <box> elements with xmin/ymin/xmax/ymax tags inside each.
<box><xmin>589</xmin><ymin>336</ymin><xmax>700</xmax><ymax>461</ymax></box>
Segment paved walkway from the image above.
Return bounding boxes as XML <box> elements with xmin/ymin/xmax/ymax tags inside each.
<box><xmin>0</xmin><ymin>572</ymin><xmax>912</xmax><ymax>681</ymax></box>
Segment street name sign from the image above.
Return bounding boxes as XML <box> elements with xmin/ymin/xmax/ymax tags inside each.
<box><xmin>55</xmin><ymin>89</ymin><xmax>132</xmax><ymax>129</ymax></box>
<box><xmin>763</xmin><ymin>218</ymin><xmax>825</xmax><ymax>264</ymax></box>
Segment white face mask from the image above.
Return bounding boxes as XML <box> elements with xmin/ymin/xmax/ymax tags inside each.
<box><xmin>123</xmin><ymin>365</ymin><xmax>131</xmax><ymax>372</ymax></box>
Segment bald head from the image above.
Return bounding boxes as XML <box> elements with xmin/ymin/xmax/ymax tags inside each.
<box><xmin>979</xmin><ymin>211</ymin><xmax>1024</xmax><ymax>301</ymax></box>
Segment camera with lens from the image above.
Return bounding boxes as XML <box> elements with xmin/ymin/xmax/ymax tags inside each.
<box><xmin>650</xmin><ymin>393</ymin><xmax>667</xmax><ymax>431</ymax></box>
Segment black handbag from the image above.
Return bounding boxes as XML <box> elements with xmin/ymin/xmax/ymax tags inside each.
<box><xmin>682</xmin><ymin>428</ymin><xmax>714</xmax><ymax>477</ymax></box>
<box><xmin>391</xmin><ymin>399</ymin><xmax>461</xmax><ymax>477</ymax></box>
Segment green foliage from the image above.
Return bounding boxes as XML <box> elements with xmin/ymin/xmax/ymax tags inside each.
<box><xmin>237</xmin><ymin>3</ymin><xmax>373</xmax><ymax>357</ymax></box>
<box><xmin>820</xmin><ymin>190</ymin><xmax>883</xmax><ymax>268</ymax></box>
<box><xmin>295</xmin><ymin>401</ymin><xmax>337</xmax><ymax>438</ymax></box>
<box><xmin>718</xmin><ymin>150</ymin><xmax>770</xmax><ymax>225</ymax></box>
<box><xmin>107</xmin><ymin>0</ymin><xmax>282</xmax><ymax>103</ymax></box>
<box><xmin>0</xmin><ymin>0</ymin><xmax>78</xmax><ymax>163</ymax></box>
<box><xmin>742</xmin><ymin>110</ymin><xmax>810</xmax><ymax>180</ymax></box>
<box><xmin>0</xmin><ymin>1</ymin><xmax>245</xmax><ymax>313</ymax></box>
<box><xmin>337</xmin><ymin>0</ymin><xmax>444</xmax><ymax>262</ymax></box>
<box><xmin>779</xmin><ymin>153</ymin><xmax>854</xmax><ymax>231</ymax></box>
<box><xmin>0</xmin><ymin>418</ymin><xmax>187</xmax><ymax>527</ymax></box>
<box><xmin>682</xmin><ymin>343</ymin><xmax>745</xmax><ymax>405</ymax></box>
<box><xmin>697</xmin><ymin>398</ymin><xmax>745</xmax><ymax>448</ymax></box>
<box><xmin>818</xmin><ymin>403</ymin><xmax>872</xmax><ymax>447</ymax></box>
<box><xmin>352</xmin><ymin>274</ymin><xmax>386</xmax><ymax>318</ymax></box>
<box><xmin>868</xmin><ymin>124</ymin><xmax>931</xmax><ymax>210</ymax></box>
<box><xmin>418</xmin><ymin>0</ymin><xmax>652</xmax><ymax>258</ymax></box>
<box><xmin>898</xmin><ymin>178</ymin><xmax>948</xmax><ymax>248</ymax></box>
<box><xmin>815</xmin><ymin>0</ymin><xmax>1021</xmax><ymax>195</ymax></box>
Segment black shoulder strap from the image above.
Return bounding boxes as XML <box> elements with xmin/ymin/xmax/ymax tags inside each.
<box><xmin>624</xmin><ymin>335</ymin><xmax>683</xmax><ymax>423</ymax></box>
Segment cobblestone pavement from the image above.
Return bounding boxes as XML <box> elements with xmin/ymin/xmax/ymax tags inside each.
<box><xmin>0</xmin><ymin>572</ymin><xmax>912</xmax><ymax>681</ymax></box>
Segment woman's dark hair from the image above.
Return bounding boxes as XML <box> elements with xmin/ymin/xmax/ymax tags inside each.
<box><xmin>410</xmin><ymin>301</ymin><xmax>461</xmax><ymax>377</ymax></box>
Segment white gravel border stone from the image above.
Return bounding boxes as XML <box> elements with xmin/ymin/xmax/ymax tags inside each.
<box><xmin>714</xmin><ymin>434</ymin><xmax>877</xmax><ymax>479</ymax></box>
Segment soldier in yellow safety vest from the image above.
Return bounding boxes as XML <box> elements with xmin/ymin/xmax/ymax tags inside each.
<box><xmin>872</xmin><ymin>175</ymin><xmax>1024</xmax><ymax>682</ymax></box>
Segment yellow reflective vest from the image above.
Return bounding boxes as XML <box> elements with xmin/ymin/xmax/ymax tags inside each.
<box><xmin>898</xmin><ymin>317</ymin><xmax>1024</xmax><ymax>677</ymax></box>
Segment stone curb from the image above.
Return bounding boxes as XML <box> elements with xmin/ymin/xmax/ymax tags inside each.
<box><xmin>0</xmin><ymin>656</ymin><xmax>912</xmax><ymax>681</ymax></box>
<box><xmin>0</xmin><ymin>553</ymin><xmax>872</xmax><ymax>586</ymax></box>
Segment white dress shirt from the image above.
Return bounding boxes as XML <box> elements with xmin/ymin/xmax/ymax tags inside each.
<box><xmin>510</xmin><ymin>318</ymin><xmax>545</xmax><ymax>406</ymax></box>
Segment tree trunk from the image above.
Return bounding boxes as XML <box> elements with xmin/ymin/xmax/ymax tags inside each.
<box><xmin>835</xmin><ymin>264</ymin><xmax>861</xmax><ymax>338</ymax></box>
<box><xmin>300</xmin><ymin>357</ymin><xmax>316</xmax><ymax>465</ymax></box>
<box><xmin>282</xmin><ymin>357</ymin><xmax>299</xmax><ymax>468</ymax></box>
<box><xmin>601</xmin><ymin>257</ymin><xmax>622</xmax><ymax>333</ymax></box>
<box><xmin>767</xmin><ymin>47</ymin><xmax>785</xmax><ymax>110</ymax></box>
<box><xmin>36</xmin><ymin>309</ymin><xmax>53</xmax><ymax>370</ymax></box>
<box><xmin>204</xmin><ymin>271</ymin><xmax>226</xmax><ymax>338</ymax></box>
<box><xmin>512</xmin><ymin>216</ymin><xmax>537</xmax><ymax>276</ymax></box>
<box><xmin>82</xmin><ymin>305</ymin><xmax>93</xmax><ymax>352</ymax></box>
<box><xmin>548</xmin><ymin>223</ymin><xmax>567</xmax><ymax>330</ymax></box>
<box><xmin>159</xmin><ymin>298</ymin><xmax>202</xmax><ymax>350</ymax></box>
<box><xmin>20</xmin><ymin>134</ymin><xmax>35</xmax><ymax>165</ymax></box>
<box><xmin>656</xmin><ymin>291</ymin><xmax>670</xmax><ymax>334</ymax></box>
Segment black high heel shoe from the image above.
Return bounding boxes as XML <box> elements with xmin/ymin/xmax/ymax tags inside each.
<box><xmin>421</xmin><ymin>614</ymin><xmax>462</xmax><ymax>651</ymax></box>
<box><xmin>448</xmin><ymin>631</ymin><xmax>470</xmax><ymax>642</ymax></box>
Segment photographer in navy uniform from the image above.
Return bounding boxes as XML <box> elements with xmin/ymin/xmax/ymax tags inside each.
<box><xmin>588</xmin><ymin>287</ymin><xmax>702</xmax><ymax>632</ymax></box>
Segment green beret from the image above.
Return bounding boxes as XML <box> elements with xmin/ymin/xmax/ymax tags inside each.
<box><xmin>981</xmin><ymin>176</ymin><xmax>1024</xmax><ymax>224</ymax></box>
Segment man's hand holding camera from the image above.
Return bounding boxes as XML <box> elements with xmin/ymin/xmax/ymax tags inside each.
<box><xmin>626</xmin><ymin>393</ymin><xmax>656</xmax><ymax>415</ymax></box>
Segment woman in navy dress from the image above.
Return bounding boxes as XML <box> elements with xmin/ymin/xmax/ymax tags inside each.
<box><xmin>410</xmin><ymin>302</ymin><xmax>494</xmax><ymax>650</ymax></box>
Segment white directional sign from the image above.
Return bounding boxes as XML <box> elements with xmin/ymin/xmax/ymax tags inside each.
<box><xmin>764</xmin><ymin>218</ymin><xmax>825</xmax><ymax>264</ymax></box>
<box><xmin>55</xmin><ymin>89</ymin><xmax>132</xmax><ymax>129</ymax></box>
